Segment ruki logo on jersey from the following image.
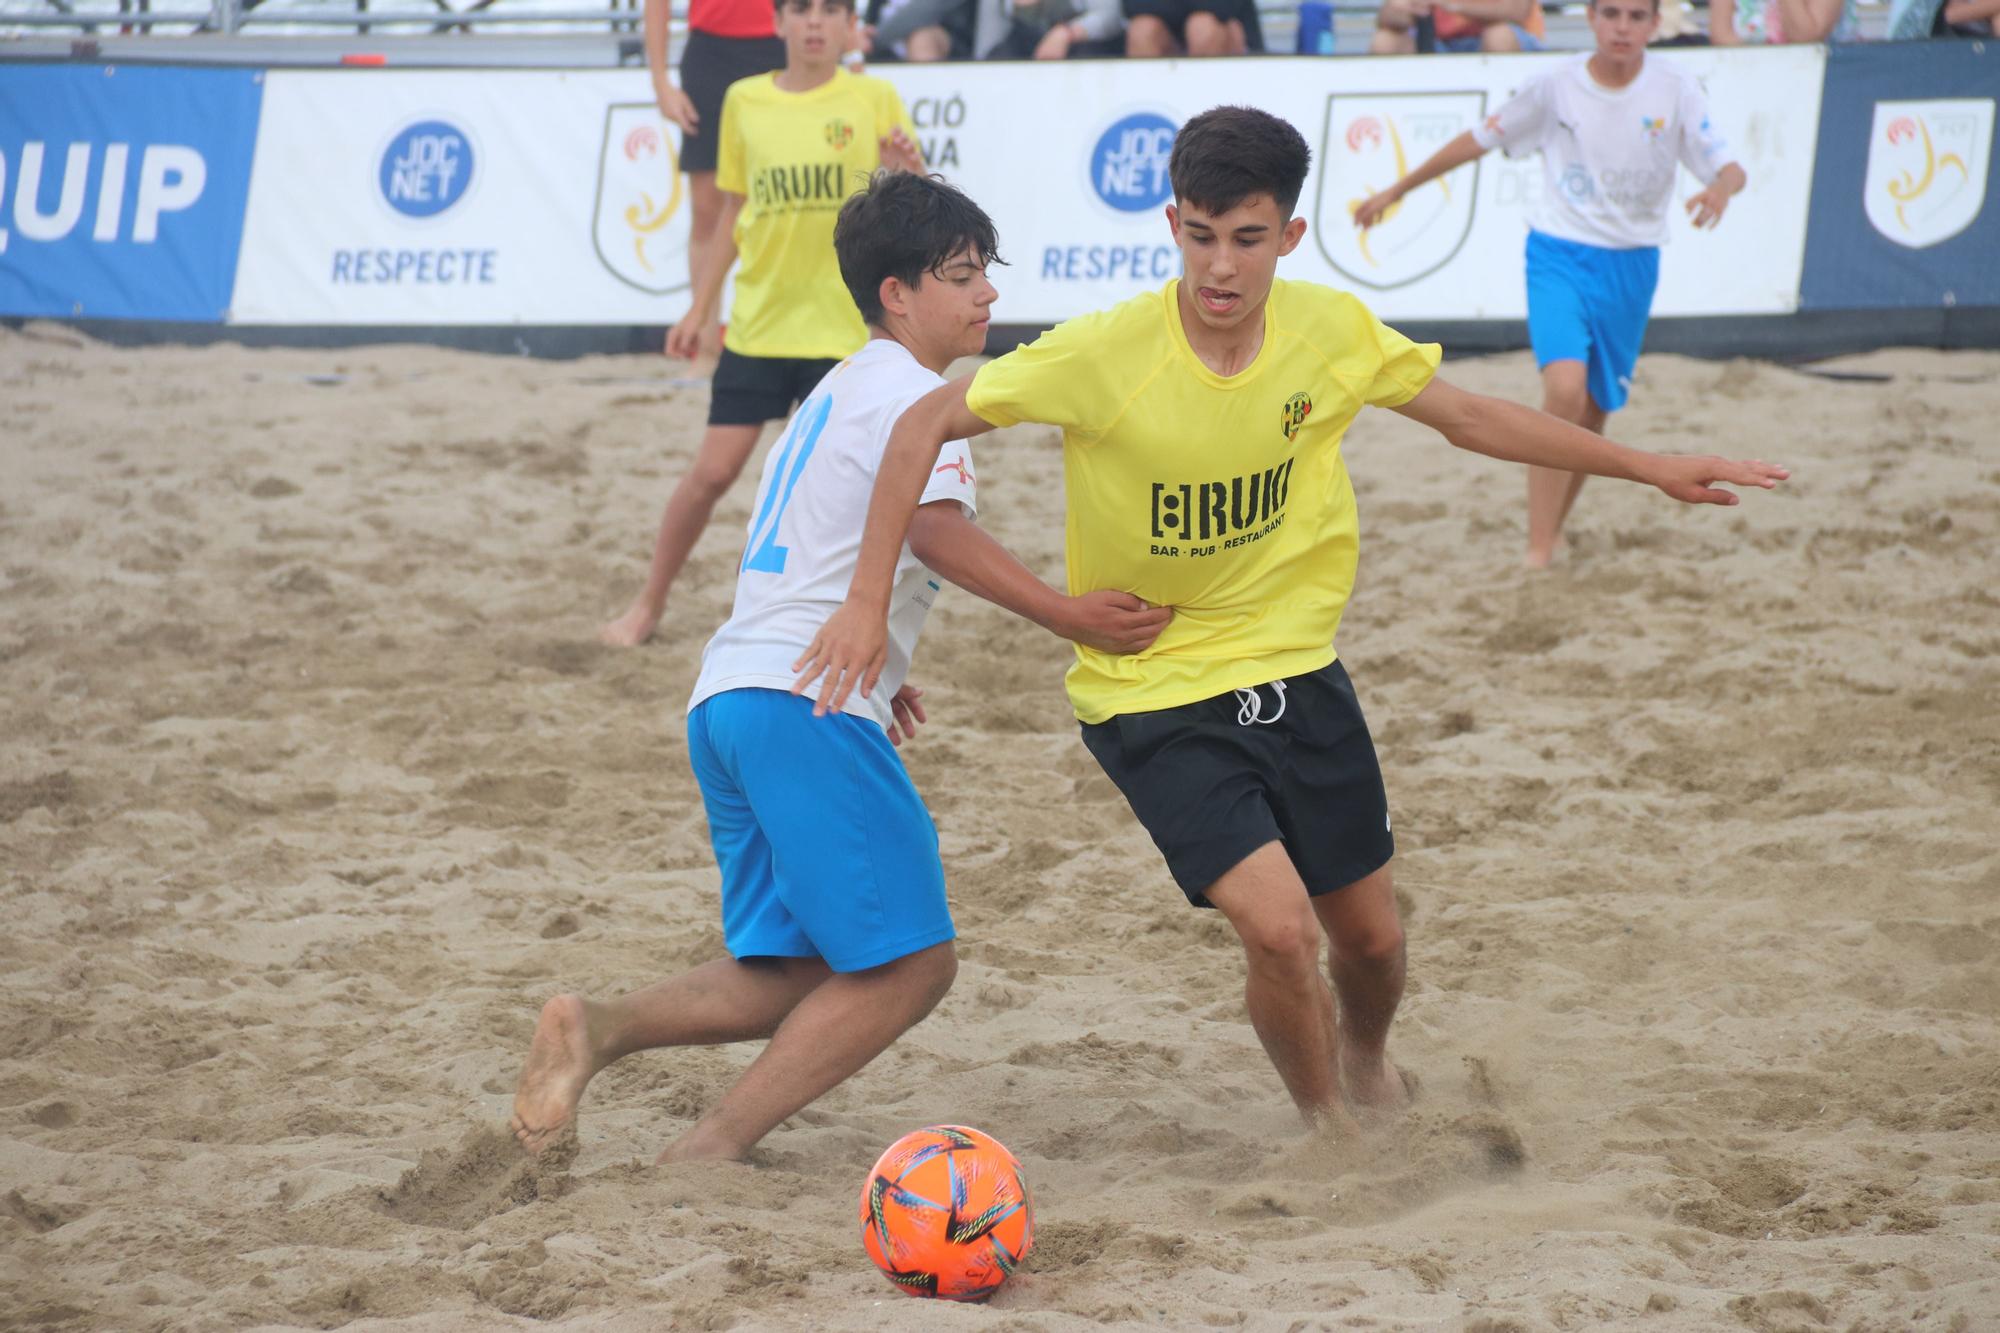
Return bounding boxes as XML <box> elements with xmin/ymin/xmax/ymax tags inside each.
<box><xmin>592</xmin><ymin>104</ymin><xmax>691</xmax><ymax>294</ymax></box>
<box><xmin>1280</xmin><ymin>392</ymin><xmax>1312</xmax><ymax>442</ymax></box>
<box><xmin>825</xmin><ymin>118</ymin><xmax>856</xmax><ymax>151</ymax></box>
<box><xmin>1863</xmin><ymin>98</ymin><xmax>1993</xmax><ymax>249</ymax></box>
<box><xmin>1149</xmin><ymin>459</ymin><xmax>1294</xmax><ymax>557</ymax></box>
<box><xmin>1315</xmin><ymin>93</ymin><xmax>1484</xmax><ymax>291</ymax></box>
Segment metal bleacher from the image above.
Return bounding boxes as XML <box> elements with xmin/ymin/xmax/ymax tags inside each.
<box><xmin>0</xmin><ymin>0</ymin><xmax>1892</xmax><ymax>63</ymax></box>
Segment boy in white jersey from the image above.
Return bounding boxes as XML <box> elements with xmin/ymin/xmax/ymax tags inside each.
<box><xmin>510</xmin><ymin>174</ymin><xmax>1168</xmax><ymax>1163</ymax></box>
<box><xmin>1355</xmin><ymin>0</ymin><xmax>1746</xmax><ymax>568</ymax></box>
<box><xmin>796</xmin><ymin>107</ymin><xmax>1784</xmax><ymax>1132</ymax></box>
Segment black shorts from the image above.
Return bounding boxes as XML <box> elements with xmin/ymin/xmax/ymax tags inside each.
<box><xmin>709</xmin><ymin>347</ymin><xmax>842</xmax><ymax>426</ymax></box>
<box><xmin>1079</xmin><ymin>659</ymin><xmax>1394</xmax><ymax>908</ymax></box>
<box><xmin>1122</xmin><ymin>0</ymin><xmax>1258</xmax><ymax>41</ymax></box>
<box><xmin>679</xmin><ymin>30</ymin><xmax>786</xmax><ymax>175</ymax></box>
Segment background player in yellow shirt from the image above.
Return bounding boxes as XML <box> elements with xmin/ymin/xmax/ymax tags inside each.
<box><xmin>602</xmin><ymin>0</ymin><xmax>922</xmax><ymax>647</ymax></box>
<box><xmin>794</xmin><ymin>107</ymin><xmax>1788</xmax><ymax>1131</ymax></box>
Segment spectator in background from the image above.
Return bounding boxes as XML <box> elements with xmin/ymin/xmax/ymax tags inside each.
<box><xmin>1709</xmin><ymin>0</ymin><xmax>1858</xmax><ymax>42</ymax></box>
<box><xmin>1888</xmin><ymin>0</ymin><xmax>1997</xmax><ymax>35</ymax></box>
<box><xmin>1371</xmin><ymin>0</ymin><xmax>1546</xmax><ymax>51</ymax></box>
<box><xmin>643</xmin><ymin>0</ymin><xmax>787</xmax><ymax>358</ymax></box>
<box><xmin>986</xmin><ymin>0</ymin><xmax>1129</xmax><ymax>57</ymax></box>
<box><xmin>862</xmin><ymin>0</ymin><xmax>979</xmax><ymax>59</ymax></box>
<box><xmin>1124</xmin><ymin>0</ymin><xmax>1254</xmax><ymax>55</ymax></box>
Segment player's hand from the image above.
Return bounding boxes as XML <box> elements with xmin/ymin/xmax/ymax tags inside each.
<box><xmin>1684</xmin><ymin>183</ymin><xmax>1732</xmax><ymax>230</ymax></box>
<box><xmin>656</xmin><ymin>85</ymin><xmax>699</xmax><ymax>137</ymax></box>
<box><xmin>879</xmin><ymin>127</ymin><xmax>924</xmax><ymax>175</ymax></box>
<box><xmin>886</xmin><ymin>684</ymin><xmax>927</xmax><ymax>747</ymax></box>
<box><xmin>1059</xmin><ymin>590</ymin><xmax>1172</xmax><ymax>655</ymax></box>
<box><xmin>1352</xmin><ymin>188</ymin><xmax>1401</xmax><ymax>231</ymax></box>
<box><xmin>665</xmin><ymin>315</ymin><xmax>706</xmax><ymax>361</ymax></box>
<box><xmin>1642</xmin><ymin>454</ymin><xmax>1790</xmax><ymax>506</ymax></box>
<box><xmin>793</xmin><ymin>600</ymin><xmax>890</xmax><ymax>716</ymax></box>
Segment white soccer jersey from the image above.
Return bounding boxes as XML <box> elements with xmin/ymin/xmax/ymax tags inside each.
<box><xmin>1473</xmin><ymin>54</ymin><xmax>1733</xmax><ymax>250</ymax></box>
<box><xmin>689</xmin><ymin>337</ymin><xmax>977</xmax><ymax>733</ymax></box>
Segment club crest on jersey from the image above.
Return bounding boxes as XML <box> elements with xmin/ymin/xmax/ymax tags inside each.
<box><xmin>1280</xmin><ymin>392</ymin><xmax>1313</xmax><ymax>441</ymax></box>
<box><xmin>1639</xmin><ymin>115</ymin><xmax>1667</xmax><ymax>141</ymax></box>
<box><xmin>592</xmin><ymin>104</ymin><xmax>691</xmax><ymax>294</ymax></box>
<box><xmin>935</xmin><ymin>454</ymin><xmax>974</xmax><ymax>485</ymax></box>
<box><xmin>1316</xmin><ymin>92</ymin><xmax>1486</xmax><ymax>290</ymax></box>
<box><xmin>825</xmin><ymin>118</ymin><xmax>856</xmax><ymax>151</ymax></box>
<box><xmin>1864</xmin><ymin>98</ymin><xmax>1993</xmax><ymax>249</ymax></box>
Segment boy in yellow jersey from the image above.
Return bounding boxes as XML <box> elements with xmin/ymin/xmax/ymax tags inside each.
<box><xmin>794</xmin><ymin>106</ymin><xmax>1788</xmax><ymax>1130</ymax></box>
<box><xmin>602</xmin><ymin>0</ymin><xmax>922</xmax><ymax>647</ymax></box>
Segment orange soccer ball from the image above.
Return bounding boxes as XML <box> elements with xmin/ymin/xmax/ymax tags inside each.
<box><xmin>858</xmin><ymin>1124</ymin><xmax>1035</xmax><ymax>1301</ymax></box>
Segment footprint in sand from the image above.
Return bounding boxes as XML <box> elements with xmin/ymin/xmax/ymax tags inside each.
<box><xmin>373</xmin><ymin>1125</ymin><xmax>573</xmax><ymax>1230</ymax></box>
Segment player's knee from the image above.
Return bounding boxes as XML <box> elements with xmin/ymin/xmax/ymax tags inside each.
<box><xmin>1543</xmin><ymin>385</ymin><xmax>1591</xmax><ymax>424</ymax></box>
<box><xmin>1235</xmin><ymin>909</ymin><xmax>1321</xmax><ymax>978</ymax></box>
<box><xmin>906</xmin><ymin>942</ymin><xmax>958</xmax><ymax>1012</ymax></box>
<box><xmin>685</xmin><ymin>454</ymin><xmax>743</xmax><ymax>503</ymax></box>
<box><xmin>1334</xmin><ymin>919</ymin><xmax>1405</xmax><ymax>968</ymax></box>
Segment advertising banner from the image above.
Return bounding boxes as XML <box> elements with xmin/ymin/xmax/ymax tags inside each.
<box><xmin>885</xmin><ymin>47</ymin><xmax>1820</xmax><ymax>326</ymax></box>
<box><xmin>0</xmin><ymin>65</ymin><xmax>262</xmax><ymax>322</ymax></box>
<box><xmin>235</xmin><ymin>49</ymin><xmax>1820</xmax><ymax>327</ymax></box>
<box><xmin>1799</xmin><ymin>43</ymin><xmax>1997</xmax><ymax>311</ymax></box>
<box><xmin>232</xmin><ymin>70</ymin><xmax>704</xmax><ymax>325</ymax></box>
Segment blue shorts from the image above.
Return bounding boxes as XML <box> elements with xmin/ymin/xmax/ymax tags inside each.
<box><xmin>686</xmin><ymin>688</ymin><xmax>954</xmax><ymax>973</ymax></box>
<box><xmin>1524</xmin><ymin>229</ymin><xmax>1660</xmax><ymax>414</ymax></box>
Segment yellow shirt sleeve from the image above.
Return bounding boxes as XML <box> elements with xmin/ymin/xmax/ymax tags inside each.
<box><xmin>1360</xmin><ymin>309</ymin><xmax>1442</xmax><ymax>408</ymax></box>
<box><xmin>965</xmin><ymin>312</ymin><xmax>1113</xmax><ymax>437</ymax></box>
<box><xmin>715</xmin><ymin>84</ymin><xmax>747</xmax><ymax>197</ymax></box>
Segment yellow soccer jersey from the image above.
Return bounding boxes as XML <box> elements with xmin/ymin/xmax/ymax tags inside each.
<box><xmin>966</xmin><ymin>278</ymin><xmax>1441</xmax><ymax>724</ymax></box>
<box><xmin>715</xmin><ymin>70</ymin><xmax>916</xmax><ymax>359</ymax></box>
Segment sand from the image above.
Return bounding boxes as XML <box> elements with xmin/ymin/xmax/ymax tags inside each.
<box><xmin>2</xmin><ymin>321</ymin><xmax>1996</xmax><ymax>1332</ymax></box>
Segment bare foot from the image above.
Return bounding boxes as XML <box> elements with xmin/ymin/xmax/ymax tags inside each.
<box><xmin>1340</xmin><ymin>1045</ymin><xmax>1413</xmax><ymax>1119</ymax></box>
<box><xmin>599</xmin><ymin>600</ymin><xmax>662</xmax><ymax>647</ymax></box>
<box><xmin>1523</xmin><ymin>536</ymin><xmax>1564</xmax><ymax>570</ymax></box>
<box><xmin>510</xmin><ymin>994</ymin><xmax>600</xmax><ymax>1156</ymax></box>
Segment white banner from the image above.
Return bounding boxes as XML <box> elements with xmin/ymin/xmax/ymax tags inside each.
<box><xmin>233</xmin><ymin>70</ymin><xmax>704</xmax><ymax>324</ymax></box>
<box><xmin>234</xmin><ymin>49</ymin><xmax>1822</xmax><ymax>326</ymax></box>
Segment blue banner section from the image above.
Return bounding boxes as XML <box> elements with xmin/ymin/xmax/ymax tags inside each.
<box><xmin>0</xmin><ymin>65</ymin><xmax>263</xmax><ymax>321</ymax></box>
<box><xmin>1800</xmin><ymin>43</ymin><xmax>1998</xmax><ymax>311</ymax></box>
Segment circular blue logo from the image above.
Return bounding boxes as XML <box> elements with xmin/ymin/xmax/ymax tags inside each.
<box><xmin>1090</xmin><ymin>113</ymin><xmax>1178</xmax><ymax>213</ymax></box>
<box><xmin>379</xmin><ymin>120</ymin><xmax>475</xmax><ymax>219</ymax></box>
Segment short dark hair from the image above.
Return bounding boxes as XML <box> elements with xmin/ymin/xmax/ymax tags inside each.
<box><xmin>1168</xmin><ymin>106</ymin><xmax>1312</xmax><ymax>219</ymax></box>
<box><xmin>834</xmin><ymin>172</ymin><xmax>1003</xmax><ymax>326</ymax></box>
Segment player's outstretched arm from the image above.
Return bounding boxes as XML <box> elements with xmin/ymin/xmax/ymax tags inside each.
<box><xmin>793</xmin><ymin>376</ymin><xmax>997</xmax><ymax>713</ymax></box>
<box><xmin>1354</xmin><ymin>130</ymin><xmax>1487</xmax><ymax>231</ymax></box>
<box><xmin>1686</xmin><ymin>163</ymin><xmax>1747</xmax><ymax>230</ymax></box>
<box><xmin>1392</xmin><ymin>377</ymin><xmax>1790</xmax><ymax>505</ymax></box>
<box><xmin>909</xmin><ymin>502</ymin><xmax>1172</xmax><ymax>655</ymax></box>
<box><xmin>667</xmin><ymin>192</ymin><xmax>745</xmax><ymax>359</ymax></box>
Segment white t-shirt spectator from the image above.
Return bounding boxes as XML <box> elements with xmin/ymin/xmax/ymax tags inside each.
<box><xmin>689</xmin><ymin>338</ymin><xmax>977</xmax><ymax>732</ymax></box>
<box><xmin>1473</xmin><ymin>54</ymin><xmax>1733</xmax><ymax>249</ymax></box>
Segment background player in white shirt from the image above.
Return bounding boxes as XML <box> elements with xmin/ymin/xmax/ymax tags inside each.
<box><xmin>509</xmin><ymin>173</ymin><xmax>1168</xmax><ymax>1164</ymax></box>
<box><xmin>1354</xmin><ymin>0</ymin><xmax>1747</xmax><ymax>568</ymax></box>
